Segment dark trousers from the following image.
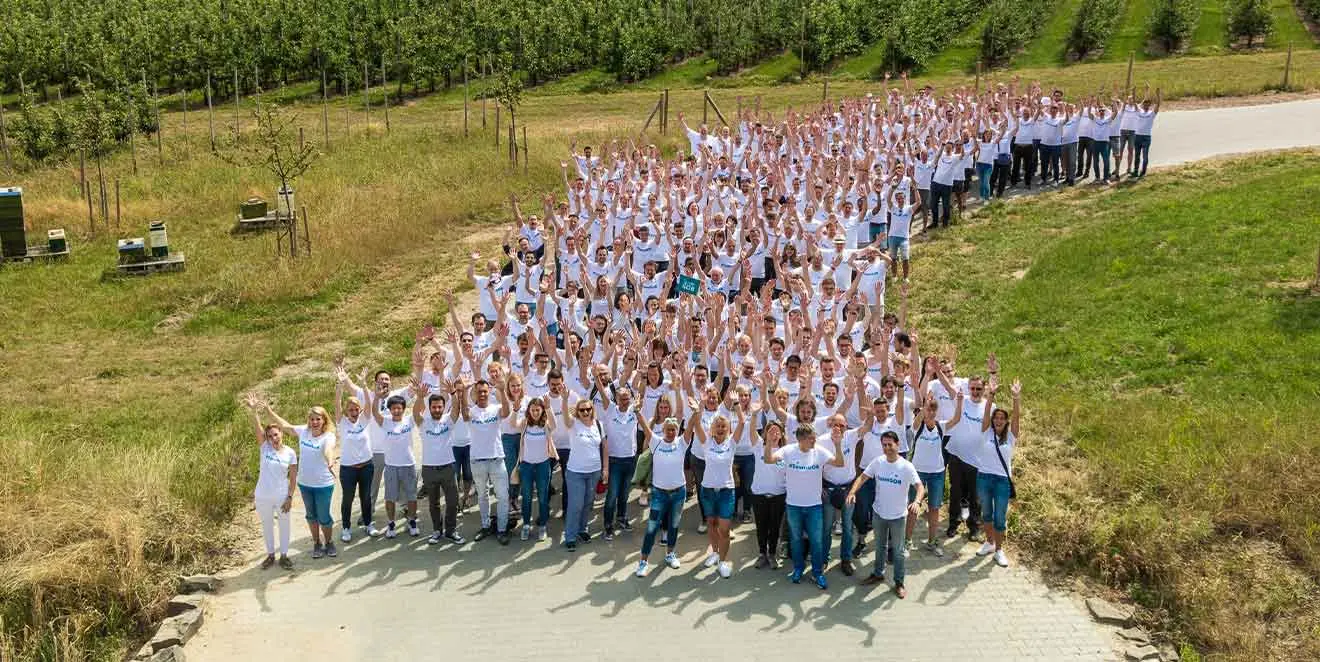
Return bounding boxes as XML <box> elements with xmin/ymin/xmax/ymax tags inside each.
<box><xmin>604</xmin><ymin>455</ymin><xmax>636</xmax><ymax>529</ymax></box>
<box><xmin>421</xmin><ymin>464</ymin><xmax>459</xmax><ymax>535</ymax></box>
<box><xmin>851</xmin><ymin>477</ymin><xmax>876</xmax><ymax>537</ymax></box>
<box><xmin>946</xmin><ymin>454</ymin><xmax>981</xmax><ymax>534</ymax></box>
<box><xmin>1011</xmin><ymin>143</ymin><xmax>1036</xmax><ymax>188</ymax></box>
<box><xmin>992</xmin><ymin>160</ymin><xmax>1010</xmax><ymax>198</ymax></box>
<box><xmin>1077</xmin><ymin>136</ymin><xmax>1093</xmax><ymax>176</ymax></box>
<box><xmin>553</xmin><ymin>449</ymin><xmax>572</xmax><ymax>518</ymax></box>
<box><xmin>733</xmin><ymin>454</ymin><xmax>756</xmax><ymax>516</ymax></box>
<box><xmin>339</xmin><ymin>462</ymin><xmax>375</xmax><ymax>528</ymax></box>
<box><xmin>750</xmin><ymin>493</ymin><xmax>786</xmax><ymax>557</ymax></box>
<box><xmin>689</xmin><ymin>456</ymin><xmax>707</xmax><ymax>520</ymax></box>
<box><xmin>929</xmin><ymin>182</ymin><xmax>953</xmax><ymax>228</ymax></box>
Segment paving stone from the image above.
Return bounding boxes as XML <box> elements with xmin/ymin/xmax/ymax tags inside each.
<box><xmin>166</xmin><ymin>594</ymin><xmax>205</xmax><ymax>617</ymax></box>
<box><xmin>1087</xmin><ymin>597</ymin><xmax>1135</xmax><ymax>626</ymax></box>
<box><xmin>149</xmin><ymin>609</ymin><xmax>204</xmax><ymax>652</ymax></box>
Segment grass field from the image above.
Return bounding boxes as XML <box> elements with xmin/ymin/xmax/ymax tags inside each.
<box><xmin>914</xmin><ymin>150</ymin><xmax>1320</xmax><ymax>660</ymax></box>
<box><xmin>1</xmin><ymin>53</ymin><xmax>1320</xmax><ymax>659</ymax></box>
<box><xmin>1019</xmin><ymin>0</ymin><xmax>1088</xmax><ymax>67</ymax></box>
<box><xmin>1102</xmin><ymin>0</ymin><xmax>1158</xmax><ymax>61</ymax></box>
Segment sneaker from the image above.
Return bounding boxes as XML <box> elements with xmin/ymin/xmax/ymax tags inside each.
<box><xmin>636</xmin><ymin>560</ymin><xmax>651</xmax><ymax>577</ymax></box>
<box><xmin>789</xmin><ymin>569</ymin><xmax>804</xmax><ymax>584</ymax></box>
<box><xmin>815</xmin><ymin>573</ymin><xmax>828</xmax><ymax>590</ymax></box>
<box><xmin>385</xmin><ymin>523</ymin><xmax>397</xmax><ymax>539</ymax></box>
<box><xmin>537</xmin><ymin>526</ymin><xmax>548</xmax><ymax>542</ymax></box>
<box><xmin>577</xmin><ymin>531</ymin><xmax>592</xmax><ymax>544</ymax></box>
<box><xmin>976</xmin><ymin>541</ymin><xmax>996</xmax><ymax>556</ymax></box>
<box><xmin>717</xmin><ymin>561</ymin><xmax>732</xmax><ymax>578</ymax></box>
<box><xmin>960</xmin><ymin>506</ymin><xmax>970</xmax><ymax>522</ymax></box>
<box><xmin>520</xmin><ymin>525</ymin><xmax>531</xmax><ymax>541</ymax></box>
<box><xmin>704</xmin><ymin>551</ymin><xmax>720</xmax><ymax>568</ymax></box>
<box><xmin>926</xmin><ymin>540</ymin><xmax>944</xmax><ymax>558</ymax></box>
<box><xmin>445</xmin><ymin>532</ymin><xmax>466</xmax><ymax>545</ymax></box>
<box><xmin>497</xmin><ymin>532</ymin><xmax>510</xmax><ymax>546</ymax></box>
<box><xmin>428</xmin><ymin>532</ymin><xmax>444</xmax><ymax>545</ymax></box>
<box><xmin>565</xmin><ymin>541</ymin><xmax>577</xmax><ymax>552</ymax></box>
<box><xmin>697</xmin><ymin>521</ymin><xmax>708</xmax><ymax>534</ymax></box>
<box><xmin>473</xmin><ymin>527</ymin><xmax>492</xmax><ymax>542</ymax></box>
<box><xmin>945</xmin><ymin>528</ymin><xmax>959</xmax><ymax>540</ymax></box>
<box><xmin>664</xmin><ymin>553</ymin><xmax>681</xmax><ymax>569</ymax></box>
<box><xmin>895</xmin><ymin>583</ymin><xmax>907</xmax><ymax>599</ymax></box>
<box><xmin>604</xmin><ymin>529</ymin><xmax>615</xmax><ymax>542</ymax></box>
<box><xmin>860</xmin><ymin>573</ymin><xmax>885</xmax><ymax>586</ymax></box>
<box><xmin>260</xmin><ymin>554</ymin><xmax>275</xmax><ymax>570</ymax></box>
<box><xmin>325</xmin><ymin>543</ymin><xmax>337</xmax><ymax>558</ymax></box>
<box><xmin>754</xmin><ymin>554</ymin><xmax>769</xmax><ymax>569</ymax></box>
<box><xmin>311</xmin><ymin>544</ymin><xmax>325</xmax><ymax>559</ymax></box>
<box><xmin>740</xmin><ymin>511</ymin><xmax>753</xmax><ymax>524</ymax></box>
<box><xmin>771</xmin><ymin>557</ymin><xmax>783</xmax><ymax>570</ymax></box>
<box><xmin>367</xmin><ymin>524</ymin><xmax>381</xmax><ymax>537</ymax></box>
<box><xmin>340</xmin><ymin>529</ymin><xmax>352</xmax><ymax>543</ymax></box>
<box><xmin>841</xmin><ymin>560</ymin><xmax>855</xmax><ymax>576</ymax></box>
<box><xmin>278</xmin><ymin>555</ymin><xmax>294</xmax><ymax>570</ymax></box>
<box><xmin>852</xmin><ymin>541</ymin><xmax>866</xmax><ymax>557</ymax></box>
<box><xmin>408</xmin><ymin>521</ymin><xmax>420</xmax><ymax>537</ymax></box>
<box><xmin>620</xmin><ymin>520</ymin><xmax>633</xmax><ymax>532</ymax></box>
<box><xmin>902</xmin><ymin>547</ymin><xmax>910</xmax><ymax>559</ymax></box>
<box><xmin>833</xmin><ymin>520</ymin><xmax>842</xmax><ymax>536</ymax></box>
<box><xmin>994</xmin><ymin>549</ymin><xmax>1009</xmax><ymax>567</ymax></box>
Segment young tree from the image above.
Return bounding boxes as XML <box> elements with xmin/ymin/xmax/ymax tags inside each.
<box><xmin>220</xmin><ymin>99</ymin><xmax>318</xmax><ymax>253</ymax></box>
<box><xmin>1227</xmin><ymin>0</ymin><xmax>1273</xmax><ymax>48</ymax></box>
<box><xmin>1147</xmin><ymin>0</ymin><xmax>1200</xmax><ymax>54</ymax></box>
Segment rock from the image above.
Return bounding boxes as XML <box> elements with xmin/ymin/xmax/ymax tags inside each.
<box><xmin>165</xmin><ymin>594</ymin><xmax>205</xmax><ymax>617</ymax></box>
<box><xmin>133</xmin><ymin>643</ymin><xmax>156</xmax><ymax>660</ymax></box>
<box><xmin>149</xmin><ymin>610</ymin><xmax>204</xmax><ymax>652</ymax></box>
<box><xmin>1124</xmin><ymin>644</ymin><xmax>1160</xmax><ymax>661</ymax></box>
<box><xmin>1086</xmin><ymin>597</ymin><xmax>1135</xmax><ymax>626</ymax></box>
<box><xmin>1158</xmin><ymin>643</ymin><xmax>1181</xmax><ymax>662</ymax></box>
<box><xmin>1117</xmin><ymin>627</ymin><xmax>1151</xmax><ymax>644</ymax></box>
<box><xmin>178</xmin><ymin>575</ymin><xmax>219</xmax><ymax>594</ymax></box>
<box><xmin>147</xmin><ymin>646</ymin><xmax>186</xmax><ymax>662</ymax></box>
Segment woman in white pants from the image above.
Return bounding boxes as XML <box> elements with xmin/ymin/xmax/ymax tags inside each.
<box><xmin>245</xmin><ymin>394</ymin><xmax>298</xmax><ymax>570</ymax></box>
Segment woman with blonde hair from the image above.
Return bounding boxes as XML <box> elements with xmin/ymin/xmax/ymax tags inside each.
<box><xmin>689</xmin><ymin>405</ymin><xmax>746</xmax><ymax>579</ymax></box>
<box><xmin>334</xmin><ymin>362</ymin><xmax>373</xmax><ymax>543</ymax></box>
<box><xmin>245</xmin><ymin>394</ymin><xmax>297</xmax><ymax>570</ymax></box>
<box><xmin>260</xmin><ymin>398</ymin><xmax>339</xmax><ymax>560</ymax></box>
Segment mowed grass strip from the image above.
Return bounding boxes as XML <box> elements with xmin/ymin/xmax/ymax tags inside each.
<box><xmin>911</xmin><ymin>150</ymin><xmax>1320</xmax><ymax>660</ymax></box>
<box><xmin>1018</xmin><ymin>0</ymin><xmax>1088</xmax><ymax>67</ymax></box>
<box><xmin>1102</xmin><ymin>0</ymin><xmax>1158</xmax><ymax>60</ymax></box>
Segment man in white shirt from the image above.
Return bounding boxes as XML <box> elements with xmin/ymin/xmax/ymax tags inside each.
<box><xmin>847</xmin><ymin>430</ymin><xmax>924</xmax><ymax>598</ymax></box>
<box><xmin>775</xmin><ymin>425</ymin><xmax>844</xmax><ymax>589</ymax></box>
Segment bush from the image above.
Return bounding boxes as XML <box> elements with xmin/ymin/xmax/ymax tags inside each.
<box><xmin>1303</xmin><ymin>0</ymin><xmax>1320</xmax><ymax>21</ymax></box>
<box><xmin>1226</xmin><ymin>0</ymin><xmax>1273</xmax><ymax>48</ymax></box>
<box><xmin>1068</xmin><ymin>0</ymin><xmax>1123</xmax><ymax>59</ymax></box>
<box><xmin>883</xmin><ymin>0</ymin><xmax>981</xmax><ymax>73</ymax></box>
<box><xmin>1147</xmin><ymin>0</ymin><xmax>1201</xmax><ymax>54</ymax></box>
<box><xmin>981</xmin><ymin>0</ymin><xmax>1049</xmax><ymax>66</ymax></box>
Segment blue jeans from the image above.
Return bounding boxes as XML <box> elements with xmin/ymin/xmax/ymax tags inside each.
<box><xmin>339</xmin><ymin>462</ymin><xmax>375</xmax><ymax>528</ymax></box>
<box><xmin>563</xmin><ymin>469</ymin><xmax>599</xmax><ymax>543</ymax></box>
<box><xmin>604</xmin><ymin>456</ymin><xmax>637</xmax><ymax>529</ymax></box>
<box><xmin>977</xmin><ymin>473</ymin><xmax>1012</xmax><ymax>533</ymax></box>
<box><xmin>452</xmin><ymin>445</ymin><xmax>473</xmax><ymax>483</ymax></box>
<box><xmin>733</xmin><ymin>453</ymin><xmax>756</xmax><ymax>516</ymax></box>
<box><xmin>851</xmin><ymin>477</ymin><xmax>875</xmax><ymax>536</ymax></box>
<box><xmin>501</xmin><ymin>433</ymin><xmax>522</xmax><ymax>488</ymax></box>
<box><xmin>1132</xmin><ymin>134</ymin><xmax>1151</xmax><ymax>176</ymax></box>
<box><xmin>1091</xmin><ymin>140</ymin><xmax>1112</xmax><ymax>180</ymax></box>
<box><xmin>823</xmin><ymin>482</ymin><xmax>855</xmax><ymax>561</ymax></box>
<box><xmin>976</xmin><ymin>162</ymin><xmax>994</xmax><ymax>200</ymax></box>
<box><xmin>786</xmin><ymin>504</ymin><xmax>826</xmax><ymax>575</ymax></box>
<box><xmin>871</xmin><ymin>512</ymin><xmax>908</xmax><ymax>584</ymax></box>
<box><xmin>298</xmin><ymin>484</ymin><xmax>334</xmax><ymax>527</ymax></box>
<box><xmin>519</xmin><ymin>460</ymin><xmax>552</xmax><ymax>527</ymax></box>
<box><xmin>641</xmin><ymin>486</ymin><xmax>685</xmax><ymax>557</ymax></box>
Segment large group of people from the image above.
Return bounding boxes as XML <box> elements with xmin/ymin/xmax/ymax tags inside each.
<box><xmin>247</xmin><ymin>78</ymin><xmax>1160</xmax><ymax>596</ymax></box>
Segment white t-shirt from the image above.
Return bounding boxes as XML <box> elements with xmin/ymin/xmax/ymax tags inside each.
<box><xmin>700</xmin><ymin>438</ymin><xmax>737</xmax><ymax>489</ymax></box>
<box><xmin>650</xmin><ymin>437</ymin><xmax>691</xmax><ymax>490</ymax></box>
<box><xmin>358</xmin><ymin>386</ymin><xmax>413</xmax><ymax>454</ymax></box>
<box><xmin>888</xmin><ymin>203</ymin><xmax>915</xmax><ymax>239</ymax></box>
<box><xmin>975</xmin><ymin>428</ymin><xmax>1017</xmax><ymax>477</ymax></box>
<box><xmin>566</xmin><ymin>421</ymin><xmax>604</xmax><ymax>473</ymax></box>
<box><xmin>947</xmin><ymin>399</ymin><xmax>992</xmax><ymax>462</ymax></box>
<box><xmin>547</xmin><ymin>391</ymin><xmax>579</xmax><ymax>450</ymax></box>
<box><xmin>254</xmin><ymin>442</ymin><xmax>297</xmax><ymax>501</ymax></box>
<box><xmin>295</xmin><ymin>426</ymin><xmax>336</xmax><ymax>488</ymax></box>
<box><xmin>475</xmin><ymin>275</ymin><xmax>513</xmax><ymax>321</ymax></box>
<box><xmin>338</xmin><ymin>414</ymin><xmax>372</xmax><ymax>466</ymax></box>
<box><xmin>420</xmin><ymin>415</ymin><xmax>457</xmax><ymax>466</ymax></box>
<box><xmin>775</xmin><ymin>444</ymin><xmax>834</xmax><ymax>507</ymax></box>
<box><xmin>466</xmin><ymin>402</ymin><xmax>504</xmax><ymax>460</ymax></box>
<box><xmin>604</xmin><ymin>405</ymin><xmax>640</xmax><ymax>458</ymax></box>
<box><xmin>380</xmin><ymin>416</ymin><xmax>417</xmax><ymax>468</ymax></box>
<box><xmin>863</xmin><ymin>455</ymin><xmax>920</xmax><ymax>520</ymax></box>
<box><xmin>927</xmin><ymin>377</ymin><xmax>968</xmax><ymax>420</ymax></box>
<box><xmin>521</xmin><ymin>425</ymin><xmax>552</xmax><ymax>464</ymax></box>
<box><xmin>908</xmin><ymin>420</ymin><xmax>948</xmax><ymax>474</ymax></box>
<box><xmin>819</xmin><ymin>431</ymin><xmax>858</xmax><ymax>485</ymax></box>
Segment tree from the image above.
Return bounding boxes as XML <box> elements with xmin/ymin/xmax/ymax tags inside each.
<box><xmin>220</xmin><ymin>100</ymin><xmax>318</xmax><ymax>255</ymax></box>
<box><xmin>1227</xmin><ymin>0</ymin><xmax>1273</xmax><ymax>48</ymax></box>
<box><xmin>1067</xmin><ymin>0</ymin><xmax>1122</xmax><ymax>59</ymax></box>
<box><xmin>1147</xmin><ymin>0</ymin><xmax>1200</xmax><ymax>54</ymax></box>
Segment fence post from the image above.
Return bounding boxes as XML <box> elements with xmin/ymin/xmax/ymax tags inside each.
<box><xmin>522</xmin><ymin>125</ymin><xmax>528</xmax><ymax>176</ymax></box>
<box><xmin>152</xmin><ymin>82</ymin><xmax>163</xmax><ymax>164</ymax></box>
<box><xmin>482</xmin><ymin>58</ymin><xmax>488</xmax><ymax>130</ymax></box>
<box><xmin>662</xmin><ymin>88</ymin><xmax>669</xmax><ymax>134</ymax></box>
<box><xmin>181</xmin><ymin>87</ymin><xmax>188</xmax><ymax>158</ymax></box>
<box><xmin>975</xmin><ymin>60</ymin><xmax>982</xmax><ymax>94</ymax></box>
<box><xmin>206</xmin><ymin>71</ymin><xmax>216</xmax><ymax>152</ymax></box>
<box><xmin>85</xmin><ymin>177</ymin><xmax>94</xmax><ymax>232</ymax></box>
<box><xmin>464</xmin><ymin>54</ymin><xmax>470</xmax><ymax>137</ymax></box>
<box><xmin>321</xmin><ymin>69</ymin><xmax>330</xmax><ymax>149</ymax></box>
<box><xmin>1283</xmin><ymin>43</ymin><xmax>1293</xmax><ymax>90</ymax></box>
<box><xmin>495</xmin><ymin>103</ymin><xmax>501</xmax><ymax>148</ymax></box>
<box><xmin>115</xmin><ymin>178</ymin><xmax>121</xmax><ymax>229</ymax></box>
<box><xmin>299</xmin><ymin>127</ymin><xmax>305</xmax><ymax>152</ymax></box>
<box><xmin>363</xmin><ymin>61</ymin><xmax>370</xmax><ymax>137</ymax></box>
<box><xmin>703</xmin><ymin>91</ymin><xmax>709</xmax><ymax>126</ymax></box>
<box><xmin>381</xmin><ymin>54</ymin><xmax>390</xmax><ymax>134</ymax></box>
<box><xmin>0</xmin><ymin>96</ymin><xmax>11</xmax><ymax>170</ymax></box>
<box><xmin>234</xmin><ymin>68</ymin><xmax>241</xmax><ymax>140</ymax></box>
<box><xmin>1125</xmin><ymin>51</ymin><xmax>1134</xmax><ymax>93</ymax></box>
<box><xmin>302</xmin><ymin>206</ymin><xmax>311</xmax><ymax>256</ymax></box>
<box><xmin>822</xmin><ymin>79</ymin><xmax>828</xmax><ymax>102</ymax></box>
<box><xmin>643</xmin><ymin>96</ymin><xmax>662</xmax><ymax>133</ymax></box>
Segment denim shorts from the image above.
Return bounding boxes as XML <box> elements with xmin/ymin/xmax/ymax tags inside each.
<box><xmin>918</xmin><ymin>470</ymin><xmax>945</xmax><ymax>509</ymax></box>
<box><xmin>886</xmin><ymin>236</ymin><xmax>910</xmax><ymax>260</ymax></box>
<box><xmin>699</xmin><ymin>486</ymin><xmax>736</xmax><ymax>520</ymax></box>
<box><xmin>298</xmin><ymin>483</ymin><xmax>334</xmax><ymax>526</ymax></box>
<box><xmin>977</xmin><ymin>472</ymin><xmax>1012</xmax><ymax>533</ymax></box>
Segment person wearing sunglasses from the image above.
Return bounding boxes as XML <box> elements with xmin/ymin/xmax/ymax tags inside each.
<box><xmin>563</xmin><ymin>401</ymin><xmax>607</xmax><ymax>551</ymax></box>
<box><xmin>634</xmin><ymin>415</ymin><xmax>683</xmax><ymax>577</ymax></box>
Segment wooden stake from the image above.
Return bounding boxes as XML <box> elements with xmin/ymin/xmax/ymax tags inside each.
<box><xmin>299</xmin><ymin>127</ymin><xmax>305</xmax><ymax>152</ymax></box>
<box><xmin>495</xmin><ymin>103</ymin><xmax>501</xmax><ymax>148</ymax></box>
<box><xmin>363</xmin><ymin>61</ymin><xmax>370</xmax><ymax>137</ymax></box>
<box><xmin>463</xmin><ymin>54</ymin><xmax>470</xmax><ymax>137</ymax></box>
<box><xmin>1283</xmin><ymin>43</ymin><xmax>1293</xmax><ymax>90</ymax></box>
<box><xmin>115</xmin><ymin>178</ymin><xmax>121</xmax><ymax>229</ymax></box>
<box><xmin>0</xmin><ymin>97</ymin><xmax>11</xmax><ymax>170</ymax></box>
<box><xmin>153</xmin><ymin>82</ymin><xmax>163</xmax><ymax>164</ymax></box>
<box><xmin>975</xmin><ymin>60</ymin><xmax>982</xmax><ymax>93</ymax></box>
<box><xmin>321</xmin><ymin>69</ymin><xmax>330</xmax><ymax>149</ymax></box>
<box><xmin>344</xmin><ymin>69</ymin><xmax>351</xmax><ymax>137</ymax></box>
<box><xmin>481</xmin><ymin>58</ymin><xmax>488</xmax><ymax>130</ymax></box>
<box><xmin>206</xmin><ymin>71</ymin><xmax>216</xmax><ymax>152</ymax></box>
<box><xmin>234</xmin><ymin>68</ymin><xmax>241</xmax><ymax>140</ymax></box>
<box><xmin>85</xmin><ymin>178</ymin><xmax>94</xmax><ymax>232</ymax></box>
<box><xmin>822</xmin><ymin>80</ymin><xmax>828</xmax><ymax>102</ymax></box>
<box><xmin>706</xmin><ymin>92</ymin><xmax>729</xmax><ymax>127</ymax></box>
<box><xmin>302</xmin><ymin>206</ymin><xmax>311</xmax><ymax>256</ymax></box>
<box><xmin>79</xmin><ymin>150</ymin><xmax>87</xmax><ymax>195</ymax></box>
<box><xmin>642</xmin><ymin>96</ymin><xmax>662</xmax><ymax>133</ymax></box>
<box><xmin>1125</xmin><ymin>51</ymin><xmax>1134</xmax><ymax>94</ymax></box>
<box><xmin>663</xmin><ymin>89</ymin><xmax>669</xmax><ymax>134</ymax></box>
<box><xmin>522</xmin><ymin>126</ymin><xmax>528</xmax><ymax>176</ymax></box>
<box><xmin>181</xmin><ymin>87</ymin><xmax>188</xmax><ymax>158</ymax></box>
<box><xmin>381</xmin><ymin>54</ymin><xmax>390</xmax><ymax>134</ymax></box>
<box><xmin>703</xmin><ymin>90</ymin><xmax>709</xmax><ymax>126</ymax></box>
<box><xmin>129</xmin><ymin>131</ymin><xmax>138</xmax><ymax>175</ymax></box>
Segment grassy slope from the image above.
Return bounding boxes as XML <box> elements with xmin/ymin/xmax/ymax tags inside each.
<box><xmin>913</xmin><ymin>151</ymin><xmax>1320</xmax><ymax>659</ymax></box>
<box><xmin>1267</xmin><ymin>0</ymin><xmax>1319</xmax><ymax>48</ymax></box>
<box><xmin>1018</xmin><ymin>0</ymin><xmax>1087</xmax><ymax>68</ymax></box>
<box><xmin>1190</xmin><ymin>0</ymin><xmax>1230</xmax><ymax>54</ymax></box>
<box><xmin>925</xmin><ymin>13</ymin><xmax>992</xmax><ymax>75</ymax></box>
<box><xmin>1103</xmin><ymin>0</ymin><xmax>1158</xmax><ymax>61</ymax></box>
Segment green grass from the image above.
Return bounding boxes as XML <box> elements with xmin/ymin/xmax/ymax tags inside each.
<box><xmin>735</xmin><ymin>51</ymin><xmax>805</xmax><ymax>84</ymax></box>
<box><xmin>1190</xmin><ymin>0</ymin><xmax>1231</xmax><ymax>53</ymax></box>
<box><xmin>914</xmin><ymin>150</ymin><xmax>1320</xmax><ymax>659</ymax></box>
<box><xmin>1265</xmin><ymin>0</ymin><xmax>1320</xmax><ymax>48</ymax></box>
<box><xmin>1018</xmin><ymin>0</ymin><xmax>1088</xmax><ymax>67</ymax></box>
<box><xmin>833</xmin><ymin>41</ymin><xmax>890</xmax><ymax>79</ymax></box>
<box><xmin>926</xmin><ymin>14</ymin><xmax>993</xmax><ymax>74</ymax></box>
<box><xmin>1103</xmin><ymin>0</ymin><xmax>1159</xmax><ymax>60</ymax></box>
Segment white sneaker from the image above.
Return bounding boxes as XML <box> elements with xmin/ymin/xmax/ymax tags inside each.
<box><xmin>664</xmin><ymin>553</ymin><xmax>681</xmax><ymax>569</ymax></box>
<box><xmin>366</xmin><ymin>524</ymin><xmax>381</xmax><ymax>537</ymax></box>
<box><xmin>340</xmin><ymin>529</ymin><xmax>352</xmax><ymax>543</ymax></box>
<box><xmin>704</xmin><ymin>551</ymin><xmax>720</xmax><ymax>568</ymax></box>
<box><xmin>902</xmin><ymin>547</ymin><xmax>910</xmax><ymax>559</ymax></box>
<box><xmin>697</xmin><ymin>522</ymin><xmax>708</xmax><ymax>534</ymax></box>
<box><xmin>385</xmin><ymin>524</ymin><xmax>397</xmax><ymax>539</ymax></box>
<box><xmin>427</xmin><ymin>532</ymin><xmax>443</xmax><ymax>545</ymax></box>
<box><xmin>537</xmin><ymin>526</ymin><xmax>548</xmax><ymax>542</ymax></box>
<box><xmin>994</xmin><ymin>549</ymin><xmax>1009</xmax><ymax>567</ymax></box>
<box><xmin>635</xmin><ymin>560</ymin><xmax>650</xmax><ymax>577</ymax></box>
<box><xmin>976</xmin><ymin>541</ymin><xmax>996</xmax><ymax>556</ymax></box>
<box><xmin>959</xmin><ymin>506</ymin><xmax>970</xmax><ymax>523</ymax></box>
<box><xmin>520</xmin><ymin>525</ymin><xmax>531</xmax><ymax>541</ymax></box>
<box><xmin>717</xmin><ymin>561</ymin><xmax>732</xmax><ymax>578</ymax></box>
<box><xmin>407</xmin><ymin>521</ymin><xmax>420</xmax><ymax>537</ymax></box>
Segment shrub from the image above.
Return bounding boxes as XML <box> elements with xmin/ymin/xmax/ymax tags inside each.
<box><xmin>883</xmin><ymin>0</ymin><xmax>981</xmax><ymax>73</ymax></box>
<box><xmin>1226</xmin><ymin>0</ymin><xmax>1273</xmax><ymax>48</ymax></box>
<box><xmin>981</xmin><ymin>0</ymin><xmax>1050</xmax><ymax>66</ymax></box>
<box><xmin>1068</xmin><ymin>0</ymin><xmax>1123</xmax><ymax>59</ymax></box>
<box><xmin>1302</xmin><ymin>0</ymin><xmax>1320</xmax><ymax>21</ymax></box>
<box><xmin>1147</xmin><ymin>0</ymin><xmax>1201</xmax><ymax>54</ymax></box>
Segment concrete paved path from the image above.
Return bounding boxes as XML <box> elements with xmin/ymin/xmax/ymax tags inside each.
<box><xmin>1149</xmin><ymin>98</ymin><xmax>1320</xmax><ymax>168</ymax></box>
